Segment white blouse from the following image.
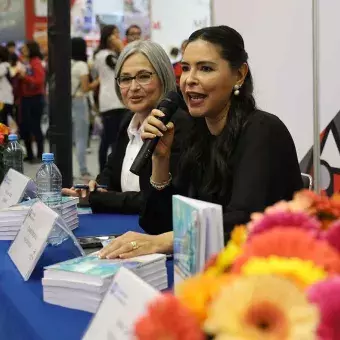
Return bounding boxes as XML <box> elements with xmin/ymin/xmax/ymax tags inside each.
<box><xmin>120</xmin><ymin>114</ymin><xmax>145</xmax><ymax>192</ymax></box>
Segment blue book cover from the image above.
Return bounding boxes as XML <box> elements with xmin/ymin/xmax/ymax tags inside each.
<box><xmin>45</xmin><ymin>254</ymin><xmax>163</xmax><ymax>279</ymax></box>
<box><xmin>173</xmin><ymin>196</ymin><xmax>201</xmax><ymax>281</ymax></box>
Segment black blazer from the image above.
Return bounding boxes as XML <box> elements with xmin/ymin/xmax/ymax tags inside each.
<box><xmin>89</xmin><ymin>108</ymin><xmax>192</xmax><ymax>214</ymax></box>
<box><xmin>139</xmin><ymin>110</ymin><xmax>303</xmax><ymax>242</ymax></box>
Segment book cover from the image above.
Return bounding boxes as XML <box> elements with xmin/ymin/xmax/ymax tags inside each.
<box><xmin>173</xmin><ymin>195</ymin><xmax>201</xmax><ymax>281</ymax></box>
<box><xmin>19</xmin><ymin>196</ymin><xmax>79</xmax><ymax>209</ymax></box>
<box><xmin>45</xmin><ymin>254</ymin><xmax>165</xmax><ymax>279</ymax></box>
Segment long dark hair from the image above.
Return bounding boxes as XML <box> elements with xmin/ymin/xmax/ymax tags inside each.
<box><xmin>94</xmin><ymin>25</ymin><xmax>118</xmax><ymax>56</ymax></box>
<box><xmin>25</xmin><ymin>41</ymin><xmax>43</xmax><ymax>60</ymax></box>
<box><xmin>71</xmin><ymin>37</ymin><xmax>87</xmax><ymax>62</ymax></box>
<box><xmin>179</xmin><ymin>25</ymin><xmax>256</xmax><ymax>201</ymax></box>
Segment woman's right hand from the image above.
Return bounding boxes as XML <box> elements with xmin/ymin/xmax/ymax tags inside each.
<box><xmin>142</xmin><ymin>109</ymin><xmax>175</xmax><ymax>158</ymax></box>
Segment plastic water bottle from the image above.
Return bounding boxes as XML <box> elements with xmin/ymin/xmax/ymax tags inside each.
<box><xmin>36</xmin><ymin>153</ymin><xmax>66</xmax><ymax>245</ymax></box>
<box><xmin>3</xmin><ymin>134</ymin><xmax>24</xmax><ymax>175</ymax></box>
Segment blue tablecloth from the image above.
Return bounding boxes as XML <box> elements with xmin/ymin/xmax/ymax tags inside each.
<box><xmin>0</xmin><ymin>214</ymin><xmax>174</xmax><ymax>340</ymax></box>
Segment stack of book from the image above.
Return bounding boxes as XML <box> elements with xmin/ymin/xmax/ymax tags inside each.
<box><xmin>0</xmin><ymin>197</ymin><xmax>79</xmax><ymax>241</ymax></box>
<box><xmin>42</xmin><ymin>253</ymin><xmax>168</xmax><ymax>313</ymax></box>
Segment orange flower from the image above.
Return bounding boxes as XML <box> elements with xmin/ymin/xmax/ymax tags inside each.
<box><xmin>176</xmin><ymin>273</ymin><xmax>234</xmax><ymax>324</ymax></box>
<box><xmin>232</xmin><ymin>228</ymin><xmax>340</xmax><ymax>275</ymax></box>
<box><xmin>293</xmin><ymin>190</ymin><xmax>340</xmax><ymax>228</ymax></box>
<box><xmin>203</xmin><ymin>253</ymin><xmax>219</xmax><ymax>272</ymax></box>
<box><xmin>134</xmin><ymin>293</ymin><xmax>205</xmax><ymax>340</ymax></box>
<box><xmin>0</xmin><ymin>123</ymin><xmax>9</xmax><ymax>135</ymax></box>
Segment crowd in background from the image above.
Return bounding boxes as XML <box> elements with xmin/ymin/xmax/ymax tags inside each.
<box><xmin>0</xmin><ymin>24</ymin><xmax>187</xmax><ymax>179</ymax></box>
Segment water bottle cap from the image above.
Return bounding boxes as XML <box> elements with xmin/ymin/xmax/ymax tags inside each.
<box><xmin>8</xmin><ymin>134</ymin><xmax>18</xmax><ymax>141</ymax></box>
<box><xmin>42</xmin><ymin>153</ymin><xmax>54</xmax><ymax>162</ymax></box>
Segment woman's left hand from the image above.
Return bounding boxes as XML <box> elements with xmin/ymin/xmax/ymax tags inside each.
<box><xmin>98</xmin><ymin>231</ymin><xmax>173</xmax><ymax>259</ymax></box>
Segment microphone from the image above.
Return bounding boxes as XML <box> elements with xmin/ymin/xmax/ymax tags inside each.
<box><xmin>130</xmin><ymin>91</ymin><xmax>180</xmax><ymax>176</ymax></box>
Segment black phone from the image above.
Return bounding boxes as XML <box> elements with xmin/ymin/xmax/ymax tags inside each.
<box><xmin>77</xmin><ymin>235</ymin><xmax>120</xmax><ymax>249</ymax></box>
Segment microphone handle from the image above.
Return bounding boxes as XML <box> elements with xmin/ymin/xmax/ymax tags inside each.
<box><xmin>129</xmin><ymin>137</ymin><xmax>160</xmax><ymax>175</ymax></box>
<box><xmin>129</xmin><ymin>106</ymin><xmax>174</xmax><ymax>176</ymax></box>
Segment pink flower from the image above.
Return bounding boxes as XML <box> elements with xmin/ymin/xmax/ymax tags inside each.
<box><xmin>308</xmin><ymin>277</ymin><xmax>340</xmax><ymax>340</ymax></box>
<box><xmin>248</xmin><ymin>211</ymin><xmax>320</xmax><ymax>241</ymax></box>
<box><xmin>322</xmin><ymin>220</ymin><xmax>340</xmax><ymax>253</ymax></box>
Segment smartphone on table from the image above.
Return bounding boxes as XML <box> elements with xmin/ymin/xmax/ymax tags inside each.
<box><xmin>77</xmin><ymin>235</ymin><xmax>120</xmax><ymax>255</ymax></box>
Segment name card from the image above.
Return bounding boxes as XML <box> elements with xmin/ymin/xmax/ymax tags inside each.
<box><xmin>0</xmin><ymin>169</ymin><xmax>36</xmax><ymax>210</ymax></box>
<box><xmin>83</xmin><ymin>268</ymin><xmax>160</xmax><ymax>340</ymax></box>
<box><xmin>8</xmin><ymin>201</ymin><xmax>58</xmax><ymax>281</ymax></box>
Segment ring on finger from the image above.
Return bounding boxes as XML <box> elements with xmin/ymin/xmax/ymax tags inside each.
<box><xmin>130</xmin><ymin>241</ymin><xmax>139</xmax><ymax>250</ymax></box>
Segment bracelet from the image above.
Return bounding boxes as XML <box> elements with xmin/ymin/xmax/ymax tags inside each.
<box><xmin>150</xmin><ymin>173</ymin><xmax>172</xmax><ymax>191</ymax></box>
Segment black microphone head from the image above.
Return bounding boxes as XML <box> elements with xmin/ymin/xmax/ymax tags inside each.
<box><xmin>157</xmin><ymin>91</ymin><xmax>181</xmax><ymax>111</ymax></box>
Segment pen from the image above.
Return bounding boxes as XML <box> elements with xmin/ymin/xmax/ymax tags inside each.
<box><xmin>74</xmin><ymin>184</ymin><xmax>108</xmax><ymax>190</ymax></box>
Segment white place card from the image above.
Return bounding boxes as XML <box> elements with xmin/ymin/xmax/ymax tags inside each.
<box><xmin>8</xmin><ymin>201</ymin><xmax>58</xmax><ymax>281</ymax></box>
<box><xmin>83</xmin><ymin>268</ymin><xmax>160</xmax><ymax>340</ymax></box>
<box><xmin>0</xmin><ymin>169</ymin><xmax>36</xmax><ymax>210</ymax></box>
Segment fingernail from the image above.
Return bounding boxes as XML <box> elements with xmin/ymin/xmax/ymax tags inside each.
<box><xmin>158</xmin><ymin>132</ymin><xmax>163</xmax><ymax>137</ymax></box>
<box><xmin>159</xmin><ymin>112</ymin><xmax>165</xmax><ymax>117</ymax></box>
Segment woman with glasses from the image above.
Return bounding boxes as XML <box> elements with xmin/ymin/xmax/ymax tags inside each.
<box><xmin>62</xmin><ymin>40</ymin><xmax>190</xmax><ymax>214</ymax></box>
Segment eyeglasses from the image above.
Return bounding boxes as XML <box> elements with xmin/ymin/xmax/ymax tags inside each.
<box><xmin>116</xmin><ymin>72</ymin><xmax>155</xmax><ymax>88</ymax></box>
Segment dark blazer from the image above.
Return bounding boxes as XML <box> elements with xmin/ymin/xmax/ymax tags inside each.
<box><xmin>139</xmin><ymin>110</ymin><xmax>303</xmax><ymax>242</ymax></box>
<box><xmin>89</xmin><ymin>108</ymin><xmax>192</xmax><ymax>214</ymax></box>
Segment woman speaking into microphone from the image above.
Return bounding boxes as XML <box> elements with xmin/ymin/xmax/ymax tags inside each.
<box><xmin>99</xmin><ymin>25</ymin><xmax>302</xmax><ymax>260</ymax></box>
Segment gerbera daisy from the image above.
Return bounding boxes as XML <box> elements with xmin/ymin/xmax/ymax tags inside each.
<box><xmin>232</xmin><ymin>228</ymin><xmax>340</xmax><ymax>275</ymax></box>
<box><xmin>240</xmin><ymin>256</ymin><xmax>327</xmax><ymax>288</ymax></box>
<box><xmin>322</xmin><ymin>220</ymin><xmax>340</xmax><ymax>254</ymax></box>
<box><xmin>176</xmin><ymin>273</ymin><xmax>233</xmax><ymax>324</ymax></box>
<box><xmin>134</xmin><ymin>293</ymin><xmax>205</xmax><ymax>340</ymax></box>
<box><xmin>308</xmin><ymin>277</ymin><xmax>340</xmax><ymax>340</ymax></box>
<box><xmin>247</xmin><ymin>211</ymin><xmax>320</xmax><ymax>240</ymax></box>
<box><xmin>204</xmin><ymin>275</ymin><xmax>319</xmax><ymax>340</ymax></box>
<box><xmin>208</xmin><ymin>226</ymin><xmax>247</xmax><ymax>274</ymax></box>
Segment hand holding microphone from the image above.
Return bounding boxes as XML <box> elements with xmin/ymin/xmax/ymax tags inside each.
<box><xmin>142</xmin><ymin>110</ymin><xmax>175</xmax><ymax>158</ymax></box>
<box><xmin>130</xmin><ymin>91</ymin><xmax>180</xmax><ymax>176</ymax></box>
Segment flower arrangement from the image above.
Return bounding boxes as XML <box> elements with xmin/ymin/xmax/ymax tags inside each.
<box><xmin>0</xmin><ymin>123</ymin><xmax>10</xmax><ymax>183</ymax></box>
<box><xmin>134</xmin><ymin>190</ymin><xmax>340</xmax><ymax>340</ymax></box>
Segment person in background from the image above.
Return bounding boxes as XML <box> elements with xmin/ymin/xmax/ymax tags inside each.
<box><xmin>71</xmin><ymin>37</ymin><xmax>99</xmax><ymax>180</ymax></box>
<box><xmin>169</xmin><ymin>47</ymin><xmax>180</xmax><ymax>64</ymax></box>
<box><xmin>62</xmin><ymin>40</ymin><xmax>191</xmax><ymax>215</ymax></box>
<box><xmin>18</xmin><ymin>41</ymin><xmax>45</xmax><ymax>163</ymax></box>
<box><xmin>6</xmin><ymin>41</ymin><xmax>16</xmax><ymax>55</ymax></box>
<box><xmin>94</xmin><ymin>25</ymin><xmax>127</xmax><ymax>172</ymax></box>
<box><xmin>0</xmin><ymin>46</ymin><xmax>14</xmax><ymax>125</ymax></box>
<box><xmin>99</xmin><ymin>25</ymin><xmax>303</xmax><ymax>260</ymax></box>
<box><xmin>172</xmin><ymin>40</ymin><xmax>189</xmax><ymax>85</ymax></box>
<box><xmin>125</xmin><ymin>25</ymin><xmax>142</xmax><ymax>45</ymax></box>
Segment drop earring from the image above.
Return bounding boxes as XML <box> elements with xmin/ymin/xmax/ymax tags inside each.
<box><xmin>234</xmin><ymin>84</ymin><xmax>241</xmax><ymax>96</ymax></box>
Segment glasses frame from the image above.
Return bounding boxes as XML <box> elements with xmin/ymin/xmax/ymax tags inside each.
<box><xmin>116</xmin><ymin>71</ymin><xmax>155</xmax><ymax>88</ymax></box>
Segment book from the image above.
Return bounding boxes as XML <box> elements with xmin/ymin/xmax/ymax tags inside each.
<box><xmin>0</xmin><ymin>196</ymin><xmax>79</xmax><ymax>240</ymax></box>
<box><xmin>42</xmin><ymin>253</ymin><xmax>168</xmax><ymax>313</ymax></box>
<box><xmin>172</xmin><ymin>195</ymin><xmax>224</xmax><ymax>284</ymax></box>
